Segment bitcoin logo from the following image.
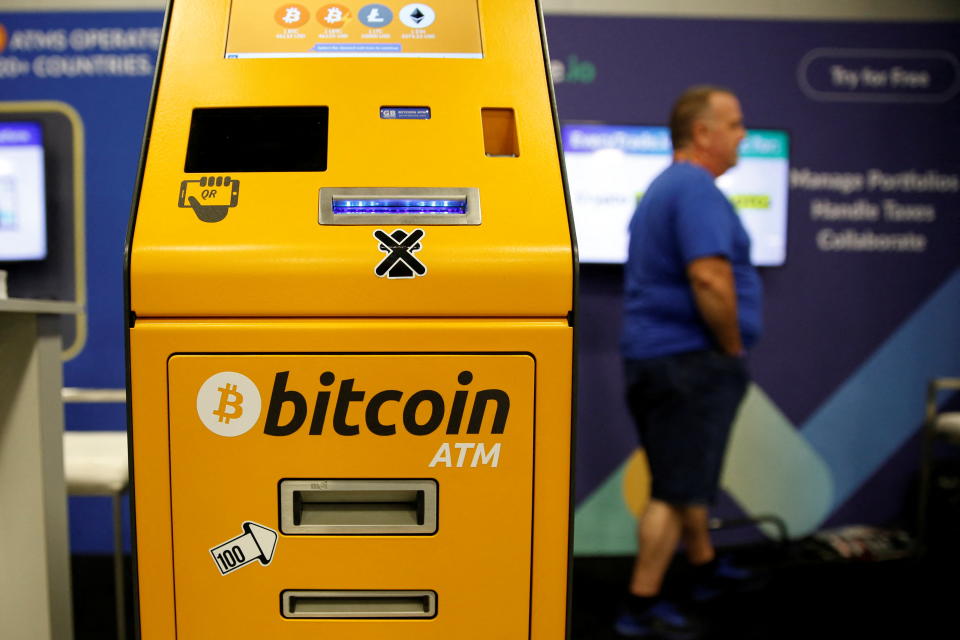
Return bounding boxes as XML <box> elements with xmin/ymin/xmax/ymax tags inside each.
<box><xmin>318</xmin><ymin>4</ymin><xmax>351</xmax><ymax>29</ymax></box>
<box><xmin>274</xmin><ymin>4</ymin><xmax>309</xmax><ymax>28</ymax></box>
<box><xmin>197</xmin><ymin>372</ymin><xmax>262</xmax><ymax>437</ymax></box>
<box><xmin>213</xmin><ymin>383</ymin><xmax>244</xmax><ymax>423</ymax></box>
<box><xmin>325</xmin><ymin>8</ymin><xmax>342</xmax><ymax>23</ymax></box>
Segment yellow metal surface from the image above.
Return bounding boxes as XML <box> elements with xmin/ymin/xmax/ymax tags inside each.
<box><xmin>130</xmin><ymin>318</ymin><xmax>571</xmax><ymax>639</ymax></box>
<box><xmin>130</xmin><ymin>0</ymin><xmax>572</xmax><ymax>319</ymax></box>
<box><xmin>129</xmin><ymin>1</ymin><xmax>574</xmax><ymax>636</ymax></box>
<box><xmin>171</xmin><ymin>353</ymin><xmax>533</xmax><ymax>637</ymax></box>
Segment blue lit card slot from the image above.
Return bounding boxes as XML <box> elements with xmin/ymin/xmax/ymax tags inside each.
<box><xmin>332</xmin><ymin>199</ymin><xmax>467</xmax><ymax>215</ymax></box>
<box><xmin>320</xmin><ymin>188</ymin><xmax>480</xmax><ymax>226</ymax></box>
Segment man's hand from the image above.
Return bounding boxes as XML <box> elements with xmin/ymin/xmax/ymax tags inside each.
<box><xmin>687</xmin><ymin>256</ymin><xmax>743</xmax><ymax>356</ymax></box>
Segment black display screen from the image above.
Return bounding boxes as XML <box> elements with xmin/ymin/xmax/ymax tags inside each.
<box><xmin>184</xmin><ymin>107</ymin><xmax>328</xmax><ymax>172</ymax></box>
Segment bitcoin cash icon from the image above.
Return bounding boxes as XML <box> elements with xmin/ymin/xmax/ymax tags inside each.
<box><xmin>318</xmin><ymin>4</ymin><xmax>352</xmax><ymax>29</ymax></box>
<box><xmin>197</xmin><ymin>372</ymin><xmax>262</xmax><ymax>437</ymax></box>
<box><xmin>274</xmin><ymin>4</ymin><xmax>309</xmax><ymax>28</ymax></box>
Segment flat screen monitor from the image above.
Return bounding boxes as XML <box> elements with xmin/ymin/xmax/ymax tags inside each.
<box><xmin>225</xmin><ymin>0</ymin><xmax>483</xmax><ymax>59</ymax></box>
<box><xmin>0</xmin><ymin>121</ymin><xmax>47</xmax><ymax>262</ymax></box>
<box><xmin>562</xmin><ymin>123</ymin><xmax>789</xmax><ymax>266</ymax></box>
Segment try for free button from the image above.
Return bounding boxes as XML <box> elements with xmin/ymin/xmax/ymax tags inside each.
<box><xmin>798</xmin><ymin>48</ymin><xmax>960</xmax><ymax>103</ymax></box>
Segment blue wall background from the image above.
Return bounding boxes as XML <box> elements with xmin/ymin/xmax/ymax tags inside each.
<box><xmin>0</xmin><ymin>10</ymin><xmax>160</xmax><ymax>553</ymax></box>
<box><xmin>550</xmin><ymin>16</ymin><xmax>960</xmax><ymax>551</ymax></box>
<box><xmin>0</xmin><ymin>10</ymin><xmax>957</xmax><ymax>553</ymax></box>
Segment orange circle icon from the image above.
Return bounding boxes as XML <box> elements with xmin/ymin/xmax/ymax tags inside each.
<box><xmin>275</xmin><ymin>4</ymin><xmax>310</xmax><ymax>28</ymax></box>
<box><xmin>318</xmin><ymin>4</ymin><xmax>352</xmax><ymax>29</ymax></box>
<box><xmin>0</xmin><ymin>24</ymin><xmax>8</xmax><ymax>54</ymax></box>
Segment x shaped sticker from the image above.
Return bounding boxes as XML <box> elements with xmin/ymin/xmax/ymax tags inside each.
<box><xmin>374</xmin><ymin>228</ymin><xmax>428</xmax><ymax>279</ymax></box>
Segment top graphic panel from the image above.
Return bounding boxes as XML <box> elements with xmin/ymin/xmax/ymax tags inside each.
<box><xmin>226</xmin><ymin>1</ymin><xmax>483</xmax><ymax>58</ymax></box>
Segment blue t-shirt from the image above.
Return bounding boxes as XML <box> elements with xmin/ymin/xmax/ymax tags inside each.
<box><xmin>621</xmin><ymin>162</ymin><xmax>763</xmax><ymax>360</ymax></box>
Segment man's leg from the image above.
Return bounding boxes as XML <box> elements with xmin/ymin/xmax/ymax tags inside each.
<box><xmin>631</xmin><ymin>503</ymin><xmax>715</xmax><ymax>596</ymax></box>
<box><xmin>680</xmin><ymin>505</ymin><xmax>715</xmax><ymax>566</ymax></box>
<box><xmin>617</xmin><ymin>499</ymin><xmax>701</xmax><ymax>638</ymax></box>
<box><xmin>630</xmin><ymin>499</ymin><xmax>683</xmax><ymax>596</ymax></box>
<box><xmin>617</xmin><ymin>356</ymin><xmax>705</xmax><ymax>636</ymax></box>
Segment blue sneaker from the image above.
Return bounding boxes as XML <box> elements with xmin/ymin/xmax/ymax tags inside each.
<box><xmin>690</xmin><ymin>555</ymin><xmax>759</xmax><ymax>602</ymax></box>
<box><xmin>614</xmin><ymin>600</ymin><xmax>701</xmax><ymax>639</ymax></box>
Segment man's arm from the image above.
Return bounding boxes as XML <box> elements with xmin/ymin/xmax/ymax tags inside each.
<box><xmin>687</xmin><ymin>255</ymin><xmax>743</xmax><ymax>356</ymax></box>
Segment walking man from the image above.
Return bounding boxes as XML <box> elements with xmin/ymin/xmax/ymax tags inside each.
<box><xmin>617</xmin><ymin>85</ymin><xmax>762</xmax><ymax>638</ymax></box>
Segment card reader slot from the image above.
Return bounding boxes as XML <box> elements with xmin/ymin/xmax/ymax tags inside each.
<box><xmin>331</xmin><ymin>198</ymin><xmax>467</xmax><ymax>215</ymax></box>
<box><xmin>281</xmin><ymin>590</ymin><xmax>437</xmax><ymax>619</ymax></box>
<box><xmin>280</xmin><ymin>479</ymin><xmax>437</xmax><ymax>535</ymax></box>
<box><xmin>319</xmin><ymin>187</ymin><xmax>480</xmax><ymax>225</ymax></box>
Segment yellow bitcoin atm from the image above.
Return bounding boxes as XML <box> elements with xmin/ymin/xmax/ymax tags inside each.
<box><xmin>125</xmin><ymin>1</ymin><xmax>576</xmax><ymax>638</ymax></box>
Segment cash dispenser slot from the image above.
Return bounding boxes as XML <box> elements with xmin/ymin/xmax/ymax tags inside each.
<box><xmin>279</xmin><ymin>479</ymin><xmax>438</xmax><ymax>535</ymax></box>
<box><xmin>281</xmin><ymin>590</ymin><xmax>437</xmax><ymax>619</ymax></box>
<box><xmin>319</xmin><ymin>187</ymin><xmax>480</xmax><ymax>225</ymax></box>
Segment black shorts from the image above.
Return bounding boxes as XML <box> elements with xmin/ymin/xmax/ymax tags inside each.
<box><xmin>624</xmin><ymin>350</ymin><xmax>749</xmax><ymax>506</ymax></box>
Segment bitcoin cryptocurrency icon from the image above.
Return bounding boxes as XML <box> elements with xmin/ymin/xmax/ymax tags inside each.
<box><xmin>197</xmin><ymin>372</ymin><xmax>262</xmax><ymax>437</ymax></box>
<box><xmin>213</xmin><ymin>383</ymin><xmax>244</xmax><ymax>424</ymax></box>
<box><xmin>274</xmin><ymin>4</ymin><xmax>309</xmax><ymax>28</ymax></box>
<box><xmin>318</xmin><ymin>4</ymin><xmax>352</xmax><ymax>29</ymax></box>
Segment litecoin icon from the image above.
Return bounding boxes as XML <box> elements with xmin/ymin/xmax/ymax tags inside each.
<box><xmin>359</xmin><ymin>3</ymin><xmax>393</xmax><ymax>27</ymax></box>
<box><xmin>196</xmin><ymin>372</ymin><xmax>262</xmax><ymax>437</ymax></box>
